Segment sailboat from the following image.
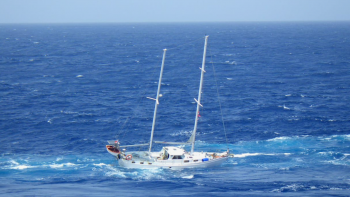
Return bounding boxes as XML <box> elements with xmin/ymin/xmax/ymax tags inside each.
<box><xmin>106</xmin><ymin>36</ymin><xmax>233</xmax><ymax>169</ymax></box>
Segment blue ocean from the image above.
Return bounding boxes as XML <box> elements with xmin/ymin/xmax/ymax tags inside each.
<box><xmin>1</xmin><ymin>22</ymin><xmax>349</xmax><ymax>196</ymax></box>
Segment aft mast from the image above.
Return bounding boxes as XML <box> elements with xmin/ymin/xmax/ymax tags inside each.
<box><xmin>148</xmin><ymin>49</ymin><xmax>167</xmax><ymax>153</ymax></box>
<box><xmin>190</xmin><ymin>36</ymin><xmax>209</xmax><ymax>155</ymax></box>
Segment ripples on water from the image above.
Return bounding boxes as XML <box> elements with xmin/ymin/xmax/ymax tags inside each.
<box><xmin>0</xmin><ymin>22</ymin><xmax>349</xmax><ymax>196</ymax></box>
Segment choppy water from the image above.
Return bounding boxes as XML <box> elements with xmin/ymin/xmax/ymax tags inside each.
<box><xmin>1</xmin><ymin>22</ymin><xmax>350</xmax><ymax>196</ymax></box>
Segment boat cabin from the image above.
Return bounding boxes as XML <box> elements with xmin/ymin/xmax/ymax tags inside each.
<box><xmin>160</xmin><ymin>147</ymin><xmax>185</xmax><ymax>160</ymax></box>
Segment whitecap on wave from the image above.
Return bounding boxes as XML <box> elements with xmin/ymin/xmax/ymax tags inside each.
<box><xmin>9</xmin><ymin>165</ymin><xmax>36</xmax><ymax>170</ymax></box>
<box><xmin>234</xmin><ymin>153</ymin><xmax>291</xmax><ymax>158</ymax></box>
<box><xmin>48</xmin><ymin>162</ymin><xmax>78</xmax><ymax>169</ymax></box>
<box><xmin>267</xmin><ymin>136</ymin><xmax>293</xmax><ymax>141</ymax></box>
<box><xmin>93</xmin><ymin>163</ymin><xmax>107</xmax><ymax>167</ymax></box>
<box><xmin>170</xmin><ymin>130</ymin><xmax>192</xmax><ymax>137</ymax></box>
<box><xmin>182</xmin><ymin>175</ymin><xmax>194</xmax><ymax>179</ymax></box>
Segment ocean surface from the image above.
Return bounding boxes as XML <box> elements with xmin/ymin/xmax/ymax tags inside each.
<box><xmin>0</xmin><ymin>22</ymin><xmax>350</xmax><ymax>196</ymax></box>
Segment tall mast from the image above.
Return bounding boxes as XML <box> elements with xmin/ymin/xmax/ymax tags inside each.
<box><xmin>148</xmin><ymin>49</ymin><xmax>167</xmax><ymax>153</ymax></box>
<box><xmin>191</xmin><ymin>36</ymin><xmax>209</xmax><ymax>155</ymax></box>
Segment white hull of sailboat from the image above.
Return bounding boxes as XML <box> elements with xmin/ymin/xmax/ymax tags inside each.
<box><xmin>108</xmin><ymin>146</ymin><xmax>232</xmax><ymax>169</ymax></box>
<box><xmin>117</xmin><ymin>155</ymin><xmax>228</xmax><ymax>169</ymax></box>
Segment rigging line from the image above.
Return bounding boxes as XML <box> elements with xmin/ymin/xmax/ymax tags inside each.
<box><xmin>116</xmin><ymin>116</ymin><xmax>129</xmax><ymax>138</ymax></box>
<box><xmin>116</xmin><ymin>89</ymin><xmax>144</xmax><ymax>139</ymax></box>
<box><xmin>116</xmin><ymin>36</ymin><xmax>205</xmax><ymax>141</ymax></box>
<box><xmin>118</xmin><ymin>90</ymin><xmax>146</xmax><ymax>140</ymax></box>
<box><xmin>116</xmin><ymin>70</ymin><xmax>157</xmax><ymax>141</ymax></box>
<box><xmin>208</xmin><ymin>44</ymin><xmax>229</xmax><ymax>146</ymax></box>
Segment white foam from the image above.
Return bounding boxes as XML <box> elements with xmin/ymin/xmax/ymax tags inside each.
<box><xmin>170</xmin><ymin>130</ymin><xmax>192</xmax><ymax>137</ymax></box>
<box><xmin>10</xmin><ymin>165</ymin><xmax>36</xmax><ymax>170</ymax></box>
<box><xmin>93</xmin><ymin>163</ymin><xmax>107</xmax><ymax>167</ymax></box>
<box><xmin>182</xmin><ymin>175</ymin><xmax>194</xmax><ymax>179</ymax></box>
<box><xmin>104</xmin><ymin>166</ymin><xmax>127</xmax><ymax>178</ymax></box>
<box><xmin>49</xmin><ymin>164</ymin><xmax>64</xmax><ymax>168</ymax></box>
<box><xmin>267</xmin><ymin>136</ymin><xmax>291</xmax><ymax>141</ymax></box>
<box><xmin>9</xmin><ymin>160</ymin><xmax>19</xmax><ymax>165</ymax></box>
<box><xmin>76</xmin><ymin>75</ymin><xmax>83</xmax><ymax>78</ymax></box>
<box><xmin>56</xmin><ymin>157</ymin><xmax>63</xmax><ymax>161</ymax></box>
<box><xmin>234</xmin><ymin>153</ymin><xmax>262</xmax><ymax>158</ymax></box>
<box><xmin>318</xmin><ymin>152</ymin><xmax>329</xmax><ymax>155</ymax></box>
<box><xmin>7</xmin><ymin>160</ymin><xmax>36</xmax><ymax>170</ymax></box>
<box><xmin>235</xmin><ymin>153</ymin><xmax>291</xmax><ymax>158</ymax></box>
<box><xmin>278</xmin><ymin>167</ymin><xmax>290</xmax><ymax>171</ymax></box>
<box><xmin>49</xmin><ymin>162</ymin><xmax>77</xmax><ymax>169</ymax></box>
<box><xmin>283</xmin><ymin>105</ymin><xmax>290</xmax><ymax>110</ymax></box>
<box><xmin>65</xmin><ymin>162</ymin><xmax>76</xmax><ymax>166</ymax></box>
